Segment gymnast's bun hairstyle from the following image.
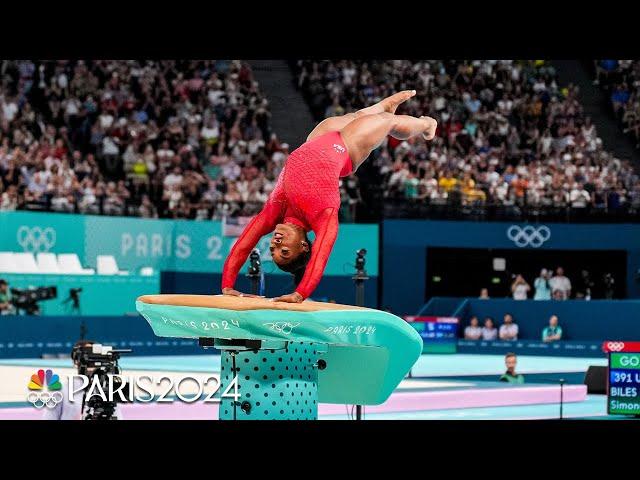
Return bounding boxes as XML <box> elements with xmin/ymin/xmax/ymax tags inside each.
<box><xmin>277</xmin><ymin>234</ymin><xmax>312</xmax><ymax>287</ymax></box>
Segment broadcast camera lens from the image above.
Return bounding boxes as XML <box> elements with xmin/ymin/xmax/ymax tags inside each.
<box><xmin>355</xmin><ymin>249</ymin><xmax>367</xmax><ymax>273</ymax></box>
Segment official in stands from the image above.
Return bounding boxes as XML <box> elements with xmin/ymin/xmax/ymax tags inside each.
<box><xmin>499</xmin><ymin>352</ymin><xmax>525</xmax><ymax>384</ymax></box>
<box><xmin>464</xmin><ymin>316</ymin><xmax>483</xmax><ymax>340</ymax></box>
<box><xmin>499</xmin><ymin>313</ymin><xmax>519</xmax><ymax>341</ymax></box>
<box><xmin>542</xmin><ymin>315</ymin><xmax>563</xmax><ymax>342</ymax></box>
<box><xmin>481</xmin><ymin>317</ymin><xmax>498</xmax><ymax>341</ymax></box>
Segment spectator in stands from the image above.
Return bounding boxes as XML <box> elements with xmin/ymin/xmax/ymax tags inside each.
<box><xmin>499</xmin><ymin>352</ymin><xmax>525</xmax><ymax>384</ymax></box>
<box><xmin>593</xmin><ymin>60</ymin><xmax>640</xmax><ymax>150</ymax></box>
<box><xmin>295</xmin><ymin>59</ymin><xmax>640</xmax><ymax>222</ymax></box>
<box><xmin>0</xmin><ymin>185</ymin><xmax>19</xmax><ymax>211</ymax></box>
<box><xmin>0</xmin><ymin>60</ymin><xmax>280</xmax><ymax>220</ymax></box>
<box><xmin>479</xmin><ymin>288</ymin><xmax>490</xmax><ymax>299</ymax></box>
<box><xmin>549</xmin><ymin>267</ymin><xmax>572</xmax><ymax>300</ymax></box>
<box><xmin>0</xmin><ymin>279</ymin><xmax>12</xmax><ymax>315</ymax></box>
<box><xmin>575</xmin><ymin>269</ymin><xmax>594</xmax><ymax>300</ymax></box>
<box><xmin>481</xmin><ymin>317</ymin><xmax>498</xmax><ymax>341</ymax></box>
<box><xmin>138</xmin><ymin>194</ymin><xmax>158</xmax><ymax>218</ymax></box>
<box><xmin>511</xmin><ymin>274</ymin><xmax>531</xmax><ymax>300</ymax></box>
<box><xmin>464</xmin><ymin>316</ymin><xmax>483</xmax><ymax>340</ymax></box>
<box><xmin>499</xmin><ymin>313</ymin><xmax>519</xmax><ymax>341</ymax></box>
<box><xmin>593</xmin><ymin>60</ymin><xmax>619</xmax><ymax>86</ymax></box>
<box><xmin>542</xmin><ymin>315</ymin><xmax>563</xmax><ymax>342</ymax></box>
<box><xmin>533</xmin><ymin>268</ymin><xmax>552</xmax><ymax>300</ymax></box>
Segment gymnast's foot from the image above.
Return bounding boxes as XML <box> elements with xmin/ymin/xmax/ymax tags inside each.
<box><xmin>420</xmin><ymin>116</ymin><xmax>438</xmax><ymax>141</ymax></box>
<box><xmin>381</xmin><ymin>90</ymin><xmax>416</xmax><ymax>114</ymax></box>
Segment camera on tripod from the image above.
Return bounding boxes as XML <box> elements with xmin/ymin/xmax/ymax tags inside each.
<box><xmin>248</xmin><ymin>249</ymin><xmax>261</xmax><ymax>276</ymax></box>
<box><xmin>10</xmin><ymin>286</ymin><xmax>57</xmax><ymax>315</ymax></box>
<box><xmin>73</xmin><ymin>343</ymin><xmax>132</xmax><ymax>420</ymax></box>
<box><xmin>355</xmin><ymin>248</ymin><xmax>367</xmax><ymax>275</ymax></box>
<box><xmin>63</xmin><ymin>287</ymin><xmax>83</xmax><ymax>313</ymax></box>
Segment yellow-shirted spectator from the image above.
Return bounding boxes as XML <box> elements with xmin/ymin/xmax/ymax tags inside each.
<box><xmin>461</xmin><ymin>173</ymin><xmax>486</xmax><ymax>203</ymax></box>
<box><xmin>438</xmin><ymin>171</ymin><xmax>458</xmax><ymax>193</ymax></box>
<box><xmin>461</xmin><ymin>175</ymin><xmax>475</xmax><ymax>196</ymax></box>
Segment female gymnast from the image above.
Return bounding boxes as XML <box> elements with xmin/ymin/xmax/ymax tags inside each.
<box><xmin>221</xmin><ymin>90</ymin><xmax>437</xmax><ymax>303</ymax></box>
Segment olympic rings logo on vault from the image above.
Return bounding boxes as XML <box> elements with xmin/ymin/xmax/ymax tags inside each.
<box><xmin>16</xmin><ymin>226</ymin><xmax>57</xmax><ymax>252</ymax></box>
<box><xmin>506</xmin><ymin>225</ymin><xmax>551</xmax><ymax>248</ymax></box>
<box><xmin>27</xmin><ymin>369</ymin><xmax>63</xmax><ymax>409</ymax></box>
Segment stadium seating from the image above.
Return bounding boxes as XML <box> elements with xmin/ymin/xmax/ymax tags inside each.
<box><xmin>35</xmin><ymin>253</ymin><xmax>61</xmax><ymax>274</ymax></box>
<box><xmin>0</xmin><ymin>252</ymin><xmax>18</xmax><ymax>273</ymax></box>
<box><xmin>57</xmin><ymin>254</ymin><xmax>95</xmax><ymax>275</ymax></box>
<box><xmin>97</xmin><ymin>255</ymin><xmax>128</xmax><ymax>276</ymax></box>
<box><xmin>12</xmin><ymin>253</ymin><xmax>39</xmax><ymax>273</ymax></box>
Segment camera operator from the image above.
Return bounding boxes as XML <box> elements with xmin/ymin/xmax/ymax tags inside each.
<box><xmin>533</xmin><ymin>269</ymin><xmax>552</xmax><ymax>300</ymax></box>
<box><xmin>549</xmin><ymin>266</ymin><xmax>571</xmax><ymax>300</ymax></box>
<box><xmin>575</xmin><ymin>269</ymin><xmax>594</xmax><ymax>300</ymax></box>
<box><xmin>42</xmin><ymin>340</ymin><xmax>124</xmax><ymax>420</ymax></box>
<box><xmin>603</xmin><ymin>273</ymin><xmax>615</xmax><ymax>299</ymax></box>
<box><xmin>9</xmin><ymin>285</ymin><xmax>57</xmax><ymax>315</ymax></box>
<box><xmin>511</xmin><ymin>274</ymin><xmax>531</xmax><ymax>300</ymax></box>
<box><xmin>0</xmin><ymin>279</ymin><xmax>14</xmax><ymax>315</ymax></box>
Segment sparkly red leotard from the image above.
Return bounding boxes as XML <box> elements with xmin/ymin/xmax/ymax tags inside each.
<box><xmin>221</xmin><ymin>130</ymin><xmax>353</xmax><ymax>299</ymax></box>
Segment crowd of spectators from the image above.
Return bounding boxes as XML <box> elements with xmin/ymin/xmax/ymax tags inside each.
<box><xmin>0</xmin><ymin>60</ymin><xmax>291</xmax><ymax>219</ymax></box>
<box><xmin>463</xmin><ymin>313</ymin><xmax>562</xmax><ymax>343</ymax></box>
<box><xmin>593</xmin><ymin>60</ymin><xmax>640</xmax><ymax>150</ymax></box>
<box><xmin>295</xmin><ymin>60</ymin><xmax>640</xmax><ymax>221</ymax></box>
<box><xmin>476</xmin><ymin>264</ymin><xmax>619</xmax><ymax>301</ymax></box>
<box><xmin>3</xmin><ymin>60</ymin><xmax>639</xmax><ymax>223</ymax></box>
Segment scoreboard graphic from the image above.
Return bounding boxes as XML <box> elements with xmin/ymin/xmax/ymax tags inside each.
<box><xmin>404</xmin><ymin>316</ymin><xmax>459</xmax><ymax>354</ymax></box>
<box><xmin>608</xmin><ymin>352</ymin><xmax>640</xmax><ymax>416</ymax></box>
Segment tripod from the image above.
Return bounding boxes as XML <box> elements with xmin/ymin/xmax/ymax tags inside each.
<box><xmin>63</xmin><ymin>288</ymin><xmax>82</xmax><ymax>315</ymax></box>
<box><xmin>352</xmin><ymin>249</ymin><xmax>369</xmax><ymax>420</ymax></box>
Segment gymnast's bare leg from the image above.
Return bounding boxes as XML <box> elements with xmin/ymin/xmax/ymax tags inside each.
<box><xmin>306</xmin><ymin>90</ymin><xmax>418</xmax><ymax>142</ymax></box>
<box><xmin>340</xmin><ymin>112</ymin><xmax>437</xmax><ymax>170</ymax></box>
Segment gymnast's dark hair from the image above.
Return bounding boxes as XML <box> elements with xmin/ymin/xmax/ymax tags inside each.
<box><xmin>277</xmin><ymin>234</ymin><xmax>312</xmax><ymax>287</ymax></box>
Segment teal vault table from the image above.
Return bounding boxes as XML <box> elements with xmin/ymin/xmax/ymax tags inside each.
<box><xmin>136</xmin><ymin>295</ymin><xmax>423</xmax><ymax>420</ymax></box>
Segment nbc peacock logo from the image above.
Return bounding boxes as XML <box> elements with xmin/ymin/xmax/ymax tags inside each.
<box><xmin>27</xmin><ymin>369</ymin><xmax>63</xmax><ymax>409</ymax></box>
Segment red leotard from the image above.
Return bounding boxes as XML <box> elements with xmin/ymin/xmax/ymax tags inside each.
<box><xmin>221</xmin><ymin>130</ymin><xmax>353</xmax><ymax>299</ymax></box>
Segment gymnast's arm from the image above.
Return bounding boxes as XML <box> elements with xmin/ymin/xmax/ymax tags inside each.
<box><xmin>273</xmin><ymin>207</ymin><xmax>339</xmax><ymax>302</ymax></box>
<box><xmin>221</xmin><ymin>198</ymin><xmax>285</xmax><ymax>295</ymax></box>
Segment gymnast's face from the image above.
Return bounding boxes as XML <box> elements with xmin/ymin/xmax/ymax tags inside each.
<box><xmin>270</xmin><ymin>223</ymin><xmax>308</xmax><ymax>266</ymax></box>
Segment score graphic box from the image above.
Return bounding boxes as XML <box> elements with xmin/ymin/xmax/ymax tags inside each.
<box><xmin>608</xmin><ymin>352</ymin><xmax>640</xmax><ymax>416</ymax></box>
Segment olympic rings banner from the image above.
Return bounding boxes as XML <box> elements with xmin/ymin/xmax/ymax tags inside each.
<box><xmin>0</xmin><ymin>212</ymin><xmax>379</xmax><ymax>276</ymax></box>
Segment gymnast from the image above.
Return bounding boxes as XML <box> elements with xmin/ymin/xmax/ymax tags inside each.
<box><xmin>221</xmin><ymin>90</ymin><xmax>437</xmax><ymax>303</ymax></box>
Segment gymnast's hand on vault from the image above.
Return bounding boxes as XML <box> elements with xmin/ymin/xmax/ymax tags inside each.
<box><xmin>271</xmin><ymin>292</ymin><xmax>304</xmax><ymax>303</ymax></box>
<box><xmin>222</xmin><ymin>287</ymin><xmax>261</xmax><ymax>298</ymax></box>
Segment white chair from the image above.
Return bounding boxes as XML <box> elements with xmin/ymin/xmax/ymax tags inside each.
<box><xmin>139</xmin><ymin>267</ymin><xmax>154</xmax><ymax>276</ymax></box>
<box><xmin>13</xmin><ymin>252</ymin><xmax>40</xmax><ymax>273</ymax></box>
<box><xmin>36</xmin><ymin>253</ymin><xmax>61</xmax><ymax>274</ymax></box>
<box><xmin>97</xmin><ymin>255</ymin><xmax>128</xmax><ymax>275</ymax></box>
<box><xmin>58</xmin><ymin>253</ymin><xmax>95</xmax><ymax>275</ymax></box>
<box><xmin>0</xmin><ymin>252</ymin><xmax>18</xmax><ymax>273</ymax></box>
